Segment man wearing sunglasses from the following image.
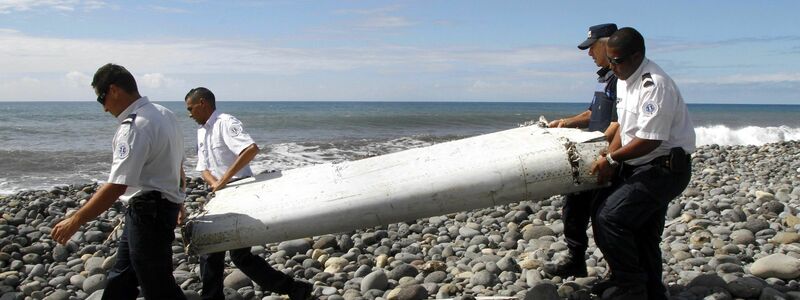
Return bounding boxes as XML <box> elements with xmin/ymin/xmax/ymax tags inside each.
<box><xmin>543</xmin><ymin>23</ymin><xmax>619</xmax><ymax>279</ymax></box>
<box><xmin>51</xmin><ymin>64</ymin><xmax>188</xmax><ymax>299</ymax></box>
<box><xmin>590</xmin><ymin>27</ymin><xmax>695</xmax><ymax>300</ymax></box>
<box><xmin>184</xmin><ymin>87</ymin><xmax>313</xmax><ymax>300</ymax></box>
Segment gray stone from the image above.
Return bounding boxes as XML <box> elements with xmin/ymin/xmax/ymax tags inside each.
<box><xmin>424</xmin><ymin>271</ymin><xmax>447</xmax><ymax>283</ymax></box>
<box><xmin>28</xmin><ymin>263</ymin><xmax>45</xmax><ymax>278</ymax></box>
<box><xmin>730</xmin><ymin>229</ymin><xmax>755</xmax><ymax>245</ymax></box>
<box><xmin>458</xmin><ymin>227</ymin><xmax>481</xmax><ymax>239</ymax></box>
<box><xmin>21</xmin><ymin>281</ymin><xmax>42</xmax><ymax>295</ymax></box>
<box><xmin>70</xmin><ymin>274</ymin><xmax>86</xmax><ymax>287</ymax></box>
<box><xmin>223</xmin><ymin>270</ymin><xmax>252</xmax><ymax>290</ymax></box>
<box><xmin>277</xmin><ymin>239</ymin><xmax>311</xmax><ymax>255</ymax></box>
<box><xmin>84</xmin><ymin>231</ymin><xmax>106</xmax><ymax>243</ymax></box>
<box><xmin>313</xmin><ymin>235</ymin><xmax>338</xmax><ymax>249</ymax></box>
<box><xmin>745</xmin><ymin>218</ymin><xmax>770</xmax><ymax>233</ymax></box>
<box><xmin>525</xmin><ymin>282</ymin><xmax>560</xmax><ymax>300</ymax></box>
<box><xmin>760</xmin><ymin>287</ymin><xmax>787</xmax><ymax>300</ymax></box>
<box><xmin>496</xmin><ymin>256</ymin><xmax>519</xmax><ymax>273</ymax></box>
<box><xmin>716</xmin><ymin>263</ymin><xmax>744</xmax><ymax>274</ymax></box>
<box><xmin>43</xmin><ymin>290</ymin><xmax>70</xmax><ymax>300</ymax></box>
<box><xmin>688</xmin><ymin>274</ymin><xmax>727</xmax><ymax>289</ymax></box>
<box><xmin>389</xmin><ymin>263</ymin><xmax>419</xmax><ymax>280</ymax></box>
<box><xmin>523</xmin><ymin>225</ymin><xmax>554</xmax><ymax>240</ymax></box>
<box><xmin>361</xmin><ymin>270</ymin><xmax>388</xmax><ymax>293</ymax></box>
<box><xmin>52</xmin><ymin>245</ymin><xmax>69</xmax><ymax>262</ymax></box>
<box><xmin>83</xmin><ymin>274</ymin><xmax>107</xmax><ymax>294</ymax></box>
<box><xmin>394</xmin><ymin>284</ymin><xmax>428</xmax><ymax>300</ymax></box>
<box><xmin>750</xmin><ymin>253</ymin><xmax>800</xmax><ymax>280</ymax></box>
<box><xmin>469</xmin><ymin>270</ymin><xmax>496</xmax><ymax>286</ymax></box>
<box><xmin>84</xmin><ymin>257</ymin><xmax>105</xmax><ymax>273</ymax></box>
<box><xmin>727</xmin><ymin>277</ymin><xmax>764</xmax><ymax>298</ymax></box>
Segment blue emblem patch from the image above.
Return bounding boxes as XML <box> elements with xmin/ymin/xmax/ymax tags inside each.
<box><xmin>643</xmin><ymin>100</ymin><xmax>658</xmax><ymax>116</ymax></box>
<box><xmin>115</xmin><ymin>142</ymin><xmax>130</xmax><ymax>159</ymax></box>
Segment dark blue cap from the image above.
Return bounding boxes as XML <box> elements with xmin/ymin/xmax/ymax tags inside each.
<box><xmin>578</xmin><ymin>23</ymin><xmax>618</xmax><ymax>50</ymax></box>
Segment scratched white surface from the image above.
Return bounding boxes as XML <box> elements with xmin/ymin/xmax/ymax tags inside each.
<box><xmin>186</xmin><ymin>126</ymin><xmax>607</xmax><ymax>254</ymax></box>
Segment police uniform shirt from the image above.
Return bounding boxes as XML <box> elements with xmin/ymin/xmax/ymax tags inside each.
<box><xmin>587</xmin><ymin>67</ymin><xmax>618</xmax><ymax>132</ymax></box>
<box><xmin>196</xmin><ymin>111</ymin><xmax>255</xmax><ymax>180</ymax></box>
<box><xmin>108</xmin><ymin>97</ymin><xmax>185</xmax><ymax>204</ymax></box>
<box><xmin>615</xmin><ymin>58</ymin><xmax>696</xmax><ymax>166</ymax></box>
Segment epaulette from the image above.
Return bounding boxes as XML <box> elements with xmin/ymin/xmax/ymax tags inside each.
<box><xmin>122</xmin><ymin>113</ymin><xmax>137</xmax><ymax>124</ymax></box>
<box><xmin>642</xmin><ymin>73</ymin><xmax>655</xmax><ymax>88</ymax></box>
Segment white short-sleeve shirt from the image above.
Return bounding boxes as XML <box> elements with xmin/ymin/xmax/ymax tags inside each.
<box><xmin>108</xmin><ymin>97</ymin><xmax>185</xmax><ymax>203</ymax></box>
<box><xmin>196</xmin><ymin>111</ymin><xmax>256</xmax><ymax>180</ymax></box>
<box><xmin>615</xmin><ymin>58</ymin><xmax>696</xmax><ymax>166</ymax></box>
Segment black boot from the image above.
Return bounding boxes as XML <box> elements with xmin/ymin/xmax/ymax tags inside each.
<box><xmin>602</xmin><ymin>284</ymin><xmax>647</xmax><ymax>300</ymax></box>
<box><xmin>289</xmin><ymin>280</ymin><xmax>313</xmax><ymax>300</ymax></box>
<box><xmin>543</xmin><ymin>252</ymin><xmax>588</xmax><ymax>277</ymax></box>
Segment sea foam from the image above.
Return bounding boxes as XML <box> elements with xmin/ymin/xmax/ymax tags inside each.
<box><xmin>695</xmin><ymin>125</ymin><xmax>800</xmax><ymax>146</ymax></box>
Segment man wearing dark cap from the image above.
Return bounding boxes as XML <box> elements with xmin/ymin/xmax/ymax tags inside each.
<box><xmin>543</xmin><ymin>23</ymin><xmax>618</xmax><ymax>279</ymax></box>
<box><xmin>591</xmin><ymin>27</ymin><xmax>695</xmax><ymax>300</ymax></box>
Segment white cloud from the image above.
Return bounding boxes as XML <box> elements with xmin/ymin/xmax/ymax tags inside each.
<box><xmin>148</xmin><ymin>5</ymin><xmax>189</xmax><ymax>14</ymax></box>
<box><xmin>681</xmin><ymin>73</ymin><xmax>800</xmax><ymax>85</ymax></box>
<box><xmin>64</xmin><ymin>71</ymin><xmax>91</xmax><ymax>88</ymax></box>
<box><xmin>0</xmin><ymin>29</ymin><xmax>582</xmax><ymax>76</ymax></box>
<box><xmin>357</xmin><ymin>15</ymin><xmax>415</xmax><ymax>29</ymax></box>
<box><xmin>0</xmin><ymin>0</ymin><xmax>105</xmax><ymax>14</ymax></box>
<box><xmin>140</xmin><ymin>73</ymin><xmax>183</xmax><ymax>89</ymax></box>
<box><xmin>0</xmin><ymin>29</ymin><xmax>593</xmax><ymax>101</ymax></box>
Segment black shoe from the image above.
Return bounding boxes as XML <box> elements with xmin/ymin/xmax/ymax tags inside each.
<box><xmin>602</xmin><ymin>284</ymin><xmax>646</xmax><ymax>300</ymax></box>
<box><xmin>289</xmin><ymin>280</ymin><xmax>313</xmax><ymax>300</ymax></box>
<box><xmin>590</xmin><ymin>278</ymin><xmax>615</xmax><ymax>296</ymax></box>
<box><xmin>543</xmin><ymin>253</ymin><xmax>588</xmax><ymax>277</ymax></box>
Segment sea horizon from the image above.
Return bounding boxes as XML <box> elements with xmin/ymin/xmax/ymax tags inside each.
<box><xmin>2</xmin><ymin>101</ymin><xmax>799</xmax><ymax>195</ymax></box>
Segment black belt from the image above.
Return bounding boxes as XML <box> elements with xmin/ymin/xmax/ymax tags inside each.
<box><xmin>622</xmin><ymin>153</ymin><xmax>691</xmax><ymax>176</ymax></box>
<box><xmin>129</xmin><ymin>191</ymin><xmax>179</xmax><ymax>208</ymax></box>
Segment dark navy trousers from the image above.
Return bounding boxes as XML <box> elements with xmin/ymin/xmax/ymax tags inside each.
<box><xmin>103</xmin><ymin>192</ymin><xmax>186</xmax><ymax>300</ymax></box>
<box><xmin>562</xmin><ymin>189</ymin><xmax>600</xmax><ymax>257</ymax></box>
<box><xmin>593</xmin><ymin>162</ymin><xmax>691</xmax><ymax>300</ymax></box>
<box><xmin>200</xmin><ymin>247</ymin><xmax>294</xmax><ymax>300</ymax></box>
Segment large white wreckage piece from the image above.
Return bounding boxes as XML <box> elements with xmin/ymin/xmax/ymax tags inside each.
<box><xmin>184</xmin><ymin>125</ymin><xmax>608</xmax><ymax>255</ymax></box>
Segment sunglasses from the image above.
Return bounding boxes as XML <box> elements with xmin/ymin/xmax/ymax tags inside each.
<box><xmin>607</xmin><ymin>51</ymin><xmax>637</xmax><ymax>65</ymax></box>
<box><xmin>97</xmin><ymin>90</ymin><xmax>107</xmax><ymax>105</ymax></box>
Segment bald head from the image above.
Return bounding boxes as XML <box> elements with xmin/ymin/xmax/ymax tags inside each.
<box><xmin>608</xmin><ymin>27</ymin><xmax>645</xmax><ymax>57</ymax></box>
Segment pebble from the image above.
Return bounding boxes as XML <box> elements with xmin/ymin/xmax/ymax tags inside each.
<box><xmin>750</xmin><ymin>253</ymin><xmax>800</xmax><ymax>280</ymax></box>
<box><xmin>361</xmin><ymin>270</ymin><xmax>388</xmax><ymax>293</ymax></box>
<box><xmin>2</xmin><ymin>142</ymin><xmax>800</xmax><ymax>298</ymax></box>
<box><xmin>82</xmin><ymin>274</ymin><xmax>106</xmax><ymax>294</ymax></box>
<box><xmin>223</xmin><ymin>270</ymin><xmax>251</xmax><ymax>290</ymax></box>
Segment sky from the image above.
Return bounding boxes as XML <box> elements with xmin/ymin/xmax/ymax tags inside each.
<box><xmin>1</xmin><ymin>1</ymin><xmax>799</xmax><ymax>104</ymax></box>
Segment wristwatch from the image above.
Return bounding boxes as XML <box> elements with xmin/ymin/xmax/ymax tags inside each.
<box><xmin>605</xmin><ymin>153</ymin><xmax>620</xmax><ymax>168</ymax></box>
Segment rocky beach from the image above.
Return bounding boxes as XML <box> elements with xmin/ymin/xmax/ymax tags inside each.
<box><xmin>1</xmin><ymin>141</ymin><xmax>800</xmax><ymax>300</ymax></box>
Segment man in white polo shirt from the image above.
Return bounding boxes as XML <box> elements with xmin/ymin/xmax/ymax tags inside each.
<box><xmin>52</xmin><ymin>63</ymin><xmax>187</xmax><ymax>300</ymax></box>
<box><xmin>185</xmin><ymin>87</ymin><xmax>312</xmax><ymax>300</ymax></box>
<box><xmin>590</xmin><ymin>27</ymin><xmax>695</xmax><ymax>300</ymax></box>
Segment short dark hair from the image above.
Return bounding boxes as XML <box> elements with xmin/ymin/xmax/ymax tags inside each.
<box><xmin>185</xmin><ymin>87</ymin><xmax>216</xmax><ymax>109</ymax></box>
<box><xmin>608</xmin><ymin>27</ymin><xmax>646</xmax><ymax>57</ymax></box>
<box><xmin>91</xmin><ymin>63</ymin><xmax>138</xmax><ymax>94</ymax></box>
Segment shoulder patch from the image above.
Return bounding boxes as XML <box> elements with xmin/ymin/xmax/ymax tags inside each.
<box><xmin>228</xmin><ymin>123</ymin><xmax>243</xmax><ymax>137</ymax></box>
<box><xmin>642</xmin><ymin>100</ymin><xmax>659</xmax><ymax>116</ymax></box>
<box><xmin>642</xmin><ymin>73</ymin><xmax>655</xmax><ymax>88</ymax></box>
<box><xmin>122</xmin><ymin>113</ymin><xmax>137</xmax><ymax>124</ymax></box>
<box><xmin>115</xmin><ymin>141</ymin><xmax>130</xmax><ymax>159</ymax></box>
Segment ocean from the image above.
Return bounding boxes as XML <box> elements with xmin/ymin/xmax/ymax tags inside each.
<box><xmin>1</xmin><ymin>101</ymin><xmax>799</xmax><ymax>195</ymax></box>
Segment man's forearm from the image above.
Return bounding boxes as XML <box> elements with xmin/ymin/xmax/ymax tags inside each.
<box><xmin>218</xmin><ymin>144</ymin><xmax>259</xmax><ymax>185</ymax></box>
<box><xmin>608</xmin><ymin>137</ymin><xmax>661</xmax><ymax>163</ymax></box>
<box><xmin>563</xmin><ymin>110</ymin><xmax>591</xmax><ymax>128</ymax></box>
<box><xmin>604</xmin><ymin>122</ymin><xmax>619</xmax><ymax>143</ymax></box>
<box><xmin>201</xmin><ymin>170</ymin><xmax>218</xmax><ymax>186</ymax></box>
